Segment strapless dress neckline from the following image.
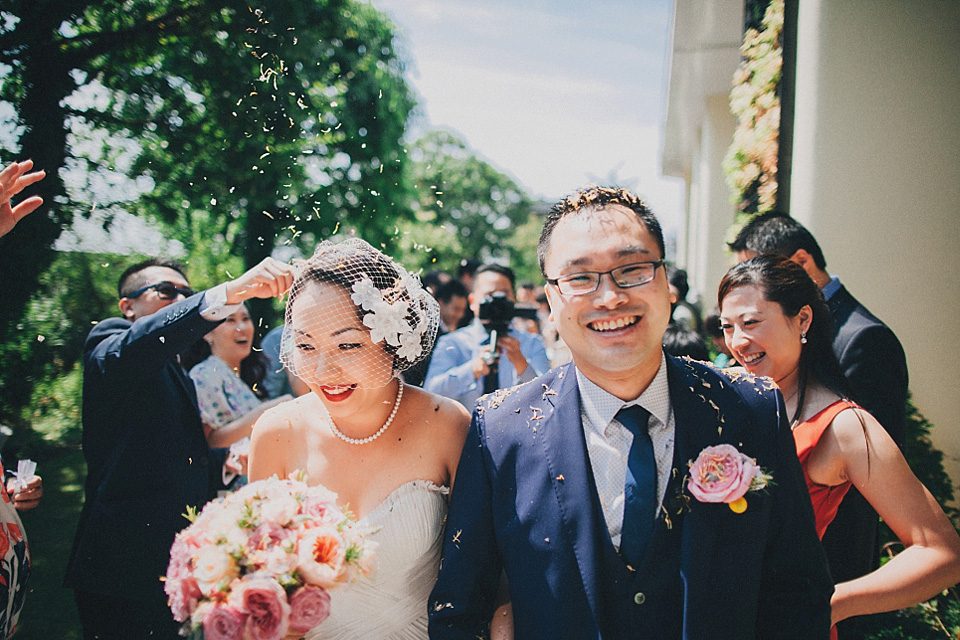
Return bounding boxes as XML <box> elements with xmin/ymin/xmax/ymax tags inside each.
<box><xmin>302</xmin><ymin>479</ymin><xmax>448</xmax><ymax>640</ymax></box>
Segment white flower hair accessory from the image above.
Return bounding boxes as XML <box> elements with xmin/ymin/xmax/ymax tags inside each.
<box><xmin>351</xmin><ymin>277</ymin><xmax>426</xmax><ymax>364</ymax></box>
<box><xmin>280</xmin><ymin>237</ymin><xmax>440</xmax><ymax>384</ymax></box>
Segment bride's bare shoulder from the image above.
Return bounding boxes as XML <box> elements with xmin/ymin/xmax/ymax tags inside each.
<box><xmin>255</xmin><ymin>393</ymin><xmax>323</xmax><ymax>437</ymax></box>
<box><xmin>404</xmin><ymin>385</ymin><xmax>471</xmax><ymax>436</ymax></box>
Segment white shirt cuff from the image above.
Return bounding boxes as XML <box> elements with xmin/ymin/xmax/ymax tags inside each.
<box><xmin>200</xmin><ymin>284</ymin><xmax>243</xmax><ymax>321</ymax></box>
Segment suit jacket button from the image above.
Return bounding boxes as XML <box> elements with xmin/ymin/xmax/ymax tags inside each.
<box><xmin>634</xmin><ymin>592</ymin><xmax>645</xmax><ymax>605</ymax></box>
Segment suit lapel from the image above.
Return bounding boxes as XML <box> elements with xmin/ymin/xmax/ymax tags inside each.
<box><xmin>538</xmin><ymin>363</ymin><xmax>605</xmax><ymax>623</ymax></box>
<box><xmin>666</xmin><ymin>357</ymin><xmax>723</xmax><ymax>472</ymax></box>
<box><xmin>665</xmin><ymin>356</ymin><xmax>752</xmax><ymax>581</ymax></box>
<box><xmin>170</xmin><ymin>358</ymin><xmax>200</xmax><ymax>410</ymax></box>
<box><xmin>540</xmin><ymin>358</ymin><xmax>746</xmax><ymax>616</ymax></box>
<box><xmin>827</xmin><ymin>284</ymin><xmax>854</xmax><ymax>326</ymax></box>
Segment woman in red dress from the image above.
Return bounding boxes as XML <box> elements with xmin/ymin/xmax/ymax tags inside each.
<box><xmin>718</xmin><ymin>255</ymin><xmax>960</xmax><ymax>630</ymax></box>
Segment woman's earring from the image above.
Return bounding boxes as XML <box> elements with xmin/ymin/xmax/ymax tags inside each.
<box><xmin>800</xmin><ymin>331</ymin><xmax>808</xmax><ymax>345</ymax></box>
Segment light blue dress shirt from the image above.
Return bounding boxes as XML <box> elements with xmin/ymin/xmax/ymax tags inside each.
<box><xmin>424</xmin><ymin>321</ymin><xmax>550</xmax><ymax>410</ymax></box>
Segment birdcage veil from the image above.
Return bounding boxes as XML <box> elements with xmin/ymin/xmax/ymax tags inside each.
<box><xmin>279</xmin><ymin>237</ymin><xmax>440</xmax><ymax>390</ymax></box>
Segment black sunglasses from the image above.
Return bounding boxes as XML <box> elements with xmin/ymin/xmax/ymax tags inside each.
<box><xmin>122</xmin><ymin>281</ymin><xmax>194</xmax><ymax>301</ymax></box>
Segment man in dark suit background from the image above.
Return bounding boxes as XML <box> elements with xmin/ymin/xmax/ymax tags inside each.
<box><xmin>64</xmin><ymin>256</ymin><xmax>293</xmax><ymax>639</ymax></box>
<box><xmin>730</xmin><ymin>212</ymin><xmax>909</xmax><ymax>636</ymax></box>
<box><xmin>429</xmin><ymin>187</ymin><xmax>832</xmax><ymax>639</ymax></box>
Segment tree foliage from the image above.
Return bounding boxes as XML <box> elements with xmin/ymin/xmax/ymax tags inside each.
<box><xmin>399</xmin><ymin>129</ymin><xmax>536</xmax><ymax>275</ymax></box>
<box><xmin>0</xmin><ymin>0</ymin><xmax>415</xmax><ymax>428</ymax></box>
<box><xmin>0</xmin><ymin>0</ymin><xmax>415</xmax><ymax>340</ymax></box>
<box><xmin>0</xmin><ymin>251</ymin><xmax>129</xmax><ymax>429</ymax></box>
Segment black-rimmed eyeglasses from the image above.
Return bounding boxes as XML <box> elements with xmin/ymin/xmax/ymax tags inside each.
<box><xmin>122</xmin><ymin>281</ymin><xmax>194</xmax><ymax>301</ymax></box>
<box><xmin>545</xmin><ymin>260</ymin><xmax>664</xmax><ymax>295</ymax></box>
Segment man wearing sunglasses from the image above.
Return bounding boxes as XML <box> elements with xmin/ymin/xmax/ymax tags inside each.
<box><xmin>65</xmin><ymin>256</ymin><xmax>294</xmax><ymax>640</ymax></box>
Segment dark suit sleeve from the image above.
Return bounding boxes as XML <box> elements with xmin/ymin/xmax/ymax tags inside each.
<box><xmin>428</xmin><ymin>411</ymin><xmax>501</xmax><ymax>639</ymax></box>
<box><xmin>756</xmin><ymin>392</ymin><xmax>834</xmax><ymax>639</ymax></box>
<box><xmin>86</xmin><ymin>292</ymin><xmax>217</xmax><ymax>382</ymax></box>
<box><xmin>838</xmin><ymin>324</ymin><xmax>908</xmax><ymax>448</ymax></box>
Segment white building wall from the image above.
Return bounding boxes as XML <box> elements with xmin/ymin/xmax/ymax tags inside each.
<box><xmin>660</xmin><ymin>0</ymin><xmax>742</xmax><ymax>302</ymax></box>
<box><xmin>694</xmin><ymin>95</ymin><xmax>738</xmax><ymax>303</ymax></box>
<box><xmin>791</xmin><ymin>0</ymin><xmax>960</xmax><ymax>488</ymax></box>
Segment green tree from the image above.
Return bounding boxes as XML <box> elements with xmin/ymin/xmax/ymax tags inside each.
<box><xmin>0</xmin><ymin>0</ymin><xmax>414</xmax><ymax>342</ymax></box>
<box><xmin>0</xmin><ymin>251</ymin><xmax>131</xmax><ymax>428</ymax></box>
<box><xmin>400</xmin><ymin>129</ymin><xmax>536</xmax><ymax>275</ymax></box>
<box><xmin>0</xmin><ymin>0</ymin><xmax>414</xmax><ymax>422</ymax></box>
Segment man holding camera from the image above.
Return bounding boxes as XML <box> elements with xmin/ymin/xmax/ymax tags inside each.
<box><xmin>425</xmin><ymin>264</ymin><xmax>549</xmax><ymax>409</ymax></box>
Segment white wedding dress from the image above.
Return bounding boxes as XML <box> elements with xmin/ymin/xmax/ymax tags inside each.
<box><xmin>303</xmin><ymin>479</ymin><xmax>449</xmax><ymax>640</ymax></box>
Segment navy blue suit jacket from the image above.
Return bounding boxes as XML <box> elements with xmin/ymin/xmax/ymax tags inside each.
<box><xmin>429</xmin><ymin>357</ymin><xmax>832</xmax><ymax>639</ymax></box>
<box><xmin>827</xmin><ymin>284</ymin><xmax>908</xmax><ymax>447</ymax></box>
<box><xmin>65</xmin><ymin>293</ymin><xmax>224</xmax><ymax>601</ymax></box>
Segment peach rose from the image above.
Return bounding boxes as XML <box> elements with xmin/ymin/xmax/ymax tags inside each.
<box><xmin>296</xmin><ymin>526</ymin><xmax>346</xmax><ymax>588</ymax></box>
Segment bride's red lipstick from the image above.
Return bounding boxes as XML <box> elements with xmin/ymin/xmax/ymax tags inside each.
<box><xmin>320</xmin><ymin>385</ymin><xmax>357</xmax><ymax>402</ymax></box>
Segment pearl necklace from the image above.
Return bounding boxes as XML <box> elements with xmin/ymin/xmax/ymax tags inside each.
<box><xmin>329</xmin><ymin>383</ymin><xmax>404</xmax><ymax>445</ymax></box>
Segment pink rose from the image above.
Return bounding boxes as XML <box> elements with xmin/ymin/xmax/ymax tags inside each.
<box><xmin>248</xmin><ymin>521</ymin><xmax>293</xmax><ymax>553</ymax></box>
<box><xmin>288</xmin><ymin>585</ymin><xmax>332</xmax><ymax>633</ymax></box>
<box><xmin>298</xmin><ymin>495</ymin><xmax>340</xmax><ymax>525</ymax></box>
<box><xmin>236</xmin><ymin>577</ymin><xmax>290</xmax><ymax>640</ymax></box>
<box><xmin>686</xmin><ymin>444</ymin><xmax>759</xmax><ymax>503</ymax></box>
<box><xmin>203</xmin><ymin>604</ymin><xmax>248</xmax><ymax>640</ymax></box>
<box><xmin>166</xmin><ymin>536</ymin><xmax>202</xmax><ymax>623</ymax></box>
<box><xmin>166</xmin><ymin>574</ymin><xmax>202</xmax><ymax>624</ymax></box>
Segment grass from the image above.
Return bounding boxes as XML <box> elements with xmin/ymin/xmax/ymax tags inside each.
<box><xmin>14</xmin><ymin>446</ymin><xmax>85</xmax><ymax>639</ymax></box>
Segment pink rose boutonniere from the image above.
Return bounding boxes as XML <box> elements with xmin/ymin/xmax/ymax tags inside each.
<box><xmin>686</xmin><ymin>444</ymin><xmax>772</xmax><ymax>513</ymax></box>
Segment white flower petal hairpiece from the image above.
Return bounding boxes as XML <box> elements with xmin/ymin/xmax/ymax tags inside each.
<box><xmin>280</xmin><ymin>237</ymin><xmax>440</xmax><ymax>386</ymax></box>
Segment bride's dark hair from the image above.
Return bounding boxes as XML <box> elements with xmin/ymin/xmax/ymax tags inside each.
<box><xmin>718</xmin><ymin>255</ymin><xmax>853</xmax><ymax>425</ymax></box>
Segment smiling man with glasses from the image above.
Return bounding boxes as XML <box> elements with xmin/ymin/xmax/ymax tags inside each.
<box><xmin>65</xmin><ymin>255</ymin><xmax>295</xmax><ymax>640</ymax></box>
<box><xmin>430</xmin><ymin>186</ymin><xmax>833</xmax><ymax>639</ymax></box>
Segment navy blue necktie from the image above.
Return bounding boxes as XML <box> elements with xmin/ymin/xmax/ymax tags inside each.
<box><xmin>617</xmin><ymin>405</ymin><xmax>656</xmax><ymax>568</ymax></box>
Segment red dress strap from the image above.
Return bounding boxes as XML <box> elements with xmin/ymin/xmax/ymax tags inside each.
<box><xmin>793</xmin><ymin>399</ymin><xmax>860</xmax><ymax>541</ymax></box>
<box><xmin>793</xmin><ymin>399</ymin><xmax>858</xmax><ymax>465</ymax></box>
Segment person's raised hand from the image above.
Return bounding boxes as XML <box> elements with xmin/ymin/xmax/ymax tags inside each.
<box><xmin>225</xmin><ymin>257</ymin><xmax>295</xmax><ymax>304</ymax></box>
<box><xmin>0</xmin><ymin>160</ymin><xmax>46</xmax><ymax>238</ymax></box>
<box><xmin>472</xmin><ymin>346</ymin><xmax>494</xmax><ymax>379</ymax></box>
<box><xmin>497</xmin><ymin>334</ymin><xmax>528</xmax><ymax>375</ymax></box>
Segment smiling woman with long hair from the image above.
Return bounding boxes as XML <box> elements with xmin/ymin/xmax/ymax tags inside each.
<box><xmin>184</xmin><ymin>304</ymin><xmax>292</xmax><ymax>488</ymax></box>
<box><xmin>718</xmin><ymin>255</ymin><xmax>960</xmax><ymax>631</ymax></box>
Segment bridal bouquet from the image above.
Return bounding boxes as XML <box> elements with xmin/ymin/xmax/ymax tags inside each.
<box><xmin>165</xmin><ymin>474</ymin><xmax>377</xmax><ymax>640</ymax></box>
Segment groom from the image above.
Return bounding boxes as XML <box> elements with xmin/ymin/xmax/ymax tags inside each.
<box><xmin>428</xmin><ymin>187</ymin><xmax>833</xmax><ymax>639</ymax></box>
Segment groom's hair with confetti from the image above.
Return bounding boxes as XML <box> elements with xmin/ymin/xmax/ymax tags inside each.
<box><xmin>280</xmin><ymin>237</ymin><xmax>439</xmax><ymax>387</ymax></box>
<box><xmin>537</xmin><ymin>186</ymin><xmax>664</xmax><ymax>276</ymax></box>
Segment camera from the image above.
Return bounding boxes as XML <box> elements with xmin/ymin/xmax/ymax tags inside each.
<box><xmin>477</xmin><ymin>292</ymin><xmax>538</xmax><ymax>335</ymax></box>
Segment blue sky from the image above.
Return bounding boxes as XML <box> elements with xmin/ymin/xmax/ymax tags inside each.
<box><xmin>372</xmin><ymin>0</ymin><xmax>685</xmax><ymax>234</ymax></box>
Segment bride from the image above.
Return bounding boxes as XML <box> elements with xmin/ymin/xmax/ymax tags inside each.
<box><xmin>248</xmin><ymin>238</ymin><xmax>470</xmax><ymax>640</ymax></box>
